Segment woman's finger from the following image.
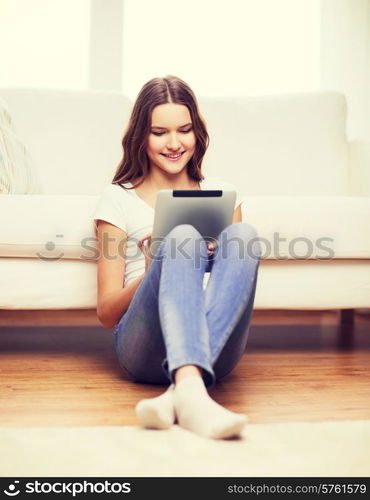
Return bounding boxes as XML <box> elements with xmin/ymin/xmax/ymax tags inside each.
<box><xmin>139</xmin><ymin>234</ymin><xmax>152</xmax><ymax>245</ymax></box>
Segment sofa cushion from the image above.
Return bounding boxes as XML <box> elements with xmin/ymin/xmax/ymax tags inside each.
<box><xmin>254</xmin><ymin>260</ymin><xmax>370</xmax><ymax>309</ymax></box>
<box><xmin>0</xmin><ymin>257</ymin><xmax>369</xmax><ymax>310</ymax></box>
<box><xmin>0</xmin><ymin>98</ymin><xmax>41</xmax><ymax>194</ymax></box>
<box><xmin>0</xmin><ymin>89</ymin><xmax>350</xmax><ymax>197</ymax></box>
<box><xmin>0</xmin><ymin>195</ymin><xmax>99</xmax><ymax>260</ymax></box>
<box><xmin>244</xmin><ymin>196</ymin><xmax>370</xmax><ymax>259</ymax></box>
<box><xmin>0</xmin><ymin>258</ymin><xmax>97</xmax><ymax>309</ymax></box>
<box><xmin>0</xmin><ymin>89</ymin><xmax>131</xmax><ymax>195</ymax></box>
<box><xmin>0</xmin><ymin>195</ymin><xmax>369</xmax><ymax>260</ymax></box>
<box><xmin>200</xmin><ymin>92</ymin><xmax>349</xmax><ymax>196</ymax></box>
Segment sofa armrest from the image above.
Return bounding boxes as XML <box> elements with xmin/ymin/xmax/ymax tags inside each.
<box><xmin>349</xmin><ymin>141</ymin><xmax>370</xmax><ymax>196</ymax></box>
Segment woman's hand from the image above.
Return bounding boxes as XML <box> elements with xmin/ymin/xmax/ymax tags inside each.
<box><xmin>139</xmin><ymin>235</ymin><xmax>215</xmax><ymax>269</ymax></box>
<box><xmin>207</xmin><ymin>239</ymin><xmax>217</xmax><ymax>257</ymax></box>
<box><xmin>138</xmin><ymin>234</ymin><xmax>152</xmax><ymax>272</ymax></box>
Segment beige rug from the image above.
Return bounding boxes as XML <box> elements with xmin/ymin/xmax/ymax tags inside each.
<box><xmin>1</xmin><ymin>420</ymin><xmax>369</xmax><ymax>477</ymax></box>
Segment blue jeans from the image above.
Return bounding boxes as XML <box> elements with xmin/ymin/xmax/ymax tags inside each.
<box><xmin>114</xmin><ymin>222</ymin><xmax>260</xmax><ymax>388</ymax></box>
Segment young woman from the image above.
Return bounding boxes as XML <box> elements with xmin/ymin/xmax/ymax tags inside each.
<box><xmin>93</xmin><ymin>76</ymin><xmax>260</xmax><ymax>440</ymax></box>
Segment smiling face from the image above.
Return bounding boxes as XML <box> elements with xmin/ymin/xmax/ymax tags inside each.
<box><xmin>146</xmin><ymin>103</ymin><xmax>196</xmax><ymax>178</ymax></box>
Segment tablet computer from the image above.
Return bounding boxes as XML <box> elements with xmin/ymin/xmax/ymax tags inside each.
<box><xmin>150</xmin><ymin>189</ymin><xmax>236</xmax><ymax>255</ymax></box>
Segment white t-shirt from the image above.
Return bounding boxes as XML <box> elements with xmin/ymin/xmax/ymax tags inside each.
<box><xmin>93</xmin><ymin>176</ymin><xmax>243</xmax><ymax>287</ymax></box>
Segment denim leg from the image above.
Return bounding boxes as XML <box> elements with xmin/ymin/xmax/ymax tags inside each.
<box><xmin>113</xmin><ymin>240</ymin><xmax>168</xmax><ymax>384</ymax></box>
<box><xmin>114</xmin><ymin>222</ymin><xmax>260</xmax><ymax>389</ymax></box>
<box><xmin>114</xmin><ymin>224</ymin><xmax>214</xmax><ymax>386</ymax></box>
<box><xmin>158</xmin><ymin>224</ymin><xmax>215</xmax><ymax>387</ymax></box>
<box><xmin>212</xmin><ymin>272</ymin><xmax>258</xmax><ymax>380</ymax></box>
<box><xmin>204</xmin><ymin>222</ymin><xmax>261</xmax><ymax>382</ymax></box>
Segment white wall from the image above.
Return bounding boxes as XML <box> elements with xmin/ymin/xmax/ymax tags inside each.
<box><xmin>321</xmin><ymin>0</ymin><xmax>370</xmax><ymax>141</ymax></box>
<box><xmin>88</xmin><ymin>0</ymin><xmax>123</xmax><ymax>90</ymax></box>
<box><xmin>121</xmin><ymin>0</ymin><xmax>321</xmax><ymax>99</ymax></box>
<box><xmin>0</xmin><ymin>0</ymin><xmax>90</xmax><ymax>89</ymax></box>
<box><xmin>1</xmin><ymin>0</ymin><xmax>369</xmax><ymax>143</ymax></box>
<box><xmin>87</xmin><ymin>0</ymin><xmax>370</xmax><ymax>142</ymax></box>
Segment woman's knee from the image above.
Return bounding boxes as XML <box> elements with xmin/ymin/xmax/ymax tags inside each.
<box><xmin>166</xmin><ymin>223</ymin><xmax>201</xmax><ymax>240</ymax></box>
<box><xmin>224</xmin><ymin>221</ymin><xmax>258</xmax><ymax>240</ymax></box>
<box><xmin>155</xmin><ymin>224</ymin><xmax>201</xmax><ymax>255</ymax></box>
<box><xmin>219</xmin><ymin>222</ymin><xmax>261</xmax><ymax>260</ymax></box>
<box><xmin>159</xmin><ymin>224</ymin><xmax>207</xmax><ymax>260</ymax></box>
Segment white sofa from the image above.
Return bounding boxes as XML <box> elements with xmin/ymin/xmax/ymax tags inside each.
<box><xmin>0</xmin><ymin>88</ymin><xmax>369</xmax><ymax>312</ymax></box>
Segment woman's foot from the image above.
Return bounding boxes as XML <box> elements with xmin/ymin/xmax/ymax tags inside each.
<box><xmin>135</xmin><ymin>384</ymin><xmax>175</xmax><ymax>430</ymax></box>
<box><xmin>173</xmin><ymin>375</ymin><xmax>247</xmax><ymax>439</ymax></box>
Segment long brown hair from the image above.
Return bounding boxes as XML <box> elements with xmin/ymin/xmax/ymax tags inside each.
<box><xmin>112</xmin><ymin>75</ymin><xmax>209</xmax><ymax>188</ymax></box>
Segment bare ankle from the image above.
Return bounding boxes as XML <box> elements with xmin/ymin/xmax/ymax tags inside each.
<box><xmin>174</xmin><ymin>365</ymin><xmax>203</xmax><ymax>385</ymax></box>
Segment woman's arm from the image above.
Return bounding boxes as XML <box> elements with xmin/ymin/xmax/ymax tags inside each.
<box><xmin>232</xmin><ymin>204</ymin><xmax>242</xmax><ymax>223</ymax></box>
<box><xmin>96</xmin><ymin>220</ymin><xmax>144</xmax><ymax>328</ymax></box>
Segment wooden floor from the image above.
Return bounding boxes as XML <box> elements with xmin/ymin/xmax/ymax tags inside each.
<box><xmin>0</xmin><ymin>309</ymin><xmax>369</xmax><ymax>427</ymax></box>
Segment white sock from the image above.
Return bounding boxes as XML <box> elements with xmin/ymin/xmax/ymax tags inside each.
<box><xmin>135</xmin><ymin>384</ymin><xmax>175</xmax><ymax>430</ymax></box>
<box><xmin>173</xmin><ymin>376</ymin><xmax>247</xmax><ymax>439</ymax></box>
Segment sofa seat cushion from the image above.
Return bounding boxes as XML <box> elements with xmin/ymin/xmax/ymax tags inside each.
<box><xmin>254</xmin><ymin>259</ymin><xmax>370</xmax><ymax>309</ymax></box>
<box><xmin>0</xmin><ymin>258</ymin><xmax>97</xmax><ymax>309</ymax></box>
<box><xmin>0</xmin><ymin>195</ymin><xmax>99</xmax><ymax>260</ymax></box>
<box><xmin>0</xmin><ymin>195</ymin><xmax>369</xmax><ymax>260</ymax></box>
<box><xmin>0</xmin><ymin>257</ymin><xmax>369</xmax><ymax>310</ymax></box>
<box><xmin>0</xmin><ymin>98</ymin><xmax>41</xmax><ymax>194</ymax></box>
<box><xmin>200</xmin><ymin>92</ymin><xmax>349</xmax><ymax>196</ymax></box>
<box><xmin>0</xmin><ymin>90</ymin><xmax>349</xmax><ymax>197</ymax></box>
<box><xmin>244</xmin><ymin>196</ymin><xmax>370</xmax><ymax>259</ymax></box>
<box><xmin>0</xmin><ymin>89</ymin><xmax>131</xmax><ymax>195</ymax></box>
